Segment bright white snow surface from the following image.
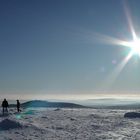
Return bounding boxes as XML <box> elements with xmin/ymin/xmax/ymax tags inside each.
<box><xmin>0</xmin><ymin>108</ymin><xmax>140</xmax><ymax>140</ymax></box>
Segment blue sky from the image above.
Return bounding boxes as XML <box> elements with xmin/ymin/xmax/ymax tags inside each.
<box><xmin>1</xmin><ymin>0</ymin><xmax>140</xmax><ymax>100</ymax></box>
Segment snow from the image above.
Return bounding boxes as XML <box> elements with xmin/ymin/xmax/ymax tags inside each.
<box><xmin>0</xmin><ymin>108</ymin><xmax>140</xmax><ymax>140</ymax></box>
<box><xmin>0</xmin><ymin>119</ymin><xmax>22</xmax><ymax>130</ymax></box>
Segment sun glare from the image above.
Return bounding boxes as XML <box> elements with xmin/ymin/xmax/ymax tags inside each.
<box><xmin>122</xmin><ymin>37</ymin><xmax>140</xmax><ymax>56</ymax></box>
<box><xmin>129</xmin><ymin>38</ymin><xmax>140</xmax><ymax>56</ymax></box>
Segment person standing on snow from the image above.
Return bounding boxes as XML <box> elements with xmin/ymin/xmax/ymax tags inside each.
<box><xmin>16</xmin><ymin>100</ymin><xmax>21</xmax><ymax>112</ymax></box>
<box><xmin>2</xmin><ymin>99</ymin><xmax>9</xmax><ymax>114</ymax></box>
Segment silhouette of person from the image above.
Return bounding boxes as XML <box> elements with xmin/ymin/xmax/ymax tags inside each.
<box><xmin>16</xmin><ymin>100</ymin><xmax>21</xmax><ymax>112</ymax></box>
<box><xmin>2</xmin><ymin>99</ymin><xmax>9</xmax><ymax>114</ymax></box>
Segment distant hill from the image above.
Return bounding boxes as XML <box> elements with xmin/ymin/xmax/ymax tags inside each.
<box><xmin>79</xmin><ymin>98</ymin><xmax>140</xmax><ymax>107</ymax></box>
<box><xmin>83</xmin><ymin>99</ymin><xmax>140</xmax><ymax>109</ymax></box>
<box><xmin>92</xmin><ymin>104</ymin><xmax>140</xmax><ymax>109</ymax></box>
<box><xmin>10</xmin><ymin>100</ymin><xmax>86</xmax><ymax>108</ymax></box>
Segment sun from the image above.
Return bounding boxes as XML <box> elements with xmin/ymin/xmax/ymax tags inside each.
<box><xmin>128</xmin><ymin>38</ymin><xmax>140</xmax><ymax>56</ymax></box>
<box><xmin>122</xmin><ymin>37</ymin><xmax>140</xmax><ymax>56</ymax></box>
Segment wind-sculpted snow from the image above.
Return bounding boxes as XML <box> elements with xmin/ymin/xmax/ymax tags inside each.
<box><xmin>0</xmin><ymin>108</ymin><xmax>140</xmax><ymax>140</ymax></box>
<box><xmin>0</xmin><ymin>119</ymin><xmax>22</xmax><ymax>130</ymax></box>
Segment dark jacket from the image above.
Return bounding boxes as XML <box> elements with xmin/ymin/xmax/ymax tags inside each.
<box><xmin>2</xmin><ymin>100</ymin><xmax>9</xmax><ymax>107</ymax></box>
<box><xmin>17</xmin><ymin>101</ymin><xmax>20</xmax><ymax>107</ymax></box>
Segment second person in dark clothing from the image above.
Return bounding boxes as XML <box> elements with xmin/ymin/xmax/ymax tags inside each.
<box><xmin>16</xmin><ymin>100</ymin><xmax>21</xmax><ymax>112</ymax></box>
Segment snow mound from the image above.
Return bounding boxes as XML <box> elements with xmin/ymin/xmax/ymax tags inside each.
<box><xmin>0</xmin><ymin>114</ymin><xmax>9</xmax><ymax>117</ymax></box>
<box><xmin>0</xmin><ymin>119</ymin><xmax>22</xmax><ymax>130</ymax></box>
<box><xmin>124</xmin><ymin>112</ymin><xmax>140</xmax><ymax>118</ymax></box>
<box><xmin>54</xmin><ymin>108</ymin><xmax>61</xmax><ymax>111</ymax></box>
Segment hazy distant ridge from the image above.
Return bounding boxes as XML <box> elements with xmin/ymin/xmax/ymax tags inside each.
<box><xmin>10</xmin><ymin>100</ymin><xmax>86</xmax><ymax>108</ymax></box>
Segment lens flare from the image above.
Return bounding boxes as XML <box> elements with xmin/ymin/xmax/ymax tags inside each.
<box><xmin>129</xmin><ymin>39</ymin><xmax>140</xmax><ymax>56</ymax></box>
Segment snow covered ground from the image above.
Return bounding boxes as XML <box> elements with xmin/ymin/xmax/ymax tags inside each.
<box><xmin>0</xmin><ymin>108</ymin><xmax>140</xmax><ymax>140</ymax></box>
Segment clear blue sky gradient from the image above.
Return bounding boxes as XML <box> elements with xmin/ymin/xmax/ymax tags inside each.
<box><xmin>1</xmin><ymin>0</ymin><xmax>140</xmax><ymax>99</ymax></box>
